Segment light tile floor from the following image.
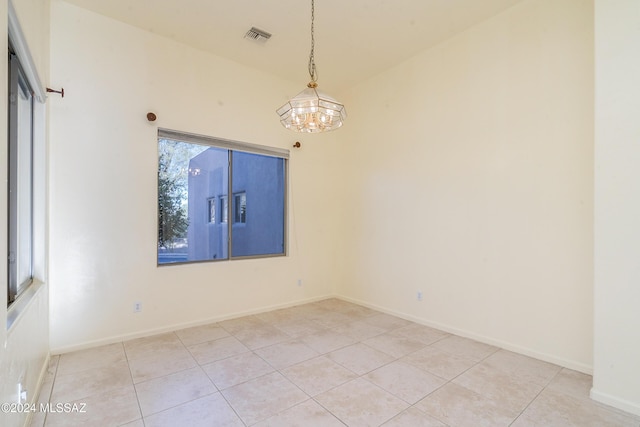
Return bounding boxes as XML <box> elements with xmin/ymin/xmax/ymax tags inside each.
<box><xmin>30</xmin><ymin>299</ymin><xmax>640</xmax><ymax>426</ymax></box>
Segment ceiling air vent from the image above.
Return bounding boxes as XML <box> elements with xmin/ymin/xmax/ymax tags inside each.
<box><xmin>244</xmin><ymin>27</ymin><xmax>272</xmax><ymax>43</ymax></box>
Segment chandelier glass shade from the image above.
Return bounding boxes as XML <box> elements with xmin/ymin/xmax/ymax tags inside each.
<box><xmin>277</xmin><ymin>82</ymin><xmax>346</xmax><ymax>133</ymax></box>
<box><xmin>277</xmin><ymin>0</ymin><xmax>346</xmax><ymax>133</ymax></box>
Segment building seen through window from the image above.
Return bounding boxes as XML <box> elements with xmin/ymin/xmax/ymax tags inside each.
<box><xmin>157</xmin><ymin>132</ymin><xmax>287</xmax><ymax>264</ymax></box>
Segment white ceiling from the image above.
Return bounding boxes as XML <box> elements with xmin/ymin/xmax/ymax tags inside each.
<box><xmin>62</xmin><ymin>0</ymin><xmax>525</xmax><ymax>93</ymax></box>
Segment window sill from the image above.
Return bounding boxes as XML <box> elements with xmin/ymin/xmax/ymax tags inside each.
<box><xmin>7</xmin><ymin>279</ymin><xmax>46</xmax><ymax>332</ymax></box>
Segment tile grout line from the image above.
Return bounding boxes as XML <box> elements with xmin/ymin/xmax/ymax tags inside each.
<box><xmin>205</xmin><ymin>323</ymin><xmax>300</xmax><ymax>426</ymax></box>
<box><xmin>507</xmin><ymin>366</ymin><xmax>564</xmax><ymax>427</ymax></box>
<box><xmin>122</xmin><ymin>341</ymin><xmax>146</xmax><ymax>426</ymax></box>
<box><xmin>38</xmin><ymin>300</ymin><xmax>639</xmax><ymax>426</ymax></box>
<box><xmin>40</xmin><ymin>355</ymin><xmax>60</xmax><ymax>427</ymax></box>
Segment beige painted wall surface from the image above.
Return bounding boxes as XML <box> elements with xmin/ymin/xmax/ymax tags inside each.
<box><xmin>593</xmin><ymin>0</ymin><xmax>640</xmax><ymax>416</ymax></box>
<box><xmin>48</xmin><ymin>0</ymin><xmax>342</xmax><ymax>352</ymax></box>
<box><xmin>1</xmin><ymin>1</ymin><xmax>50</xmax><ymax>427</ymax></box>
<box><xmin>337</xmin><ymin>0</ymin><xmax>594</xmax><ymax>372</ymax></box>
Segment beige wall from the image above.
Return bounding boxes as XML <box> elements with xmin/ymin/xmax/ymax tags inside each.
<box><xmin>1</xmin><ymin>1</ymin><xmax>50</xmax><ymax>427</ymax></box>
<box><xmin>336</xmin><ymin>0</ymin><xmax>594</xmax><ymax>373</ymax></box>
<box><xmin>593</xmin><ymin>0</ymin><xmax>640</xmax><ymax>416</ymax></box>
<box><xmin>35</xmin><ymin>0</ymin><xmax>640</xmax><ymax>418</ymax></box>
<box><xmin>49</xmin><ymin>0</ymin><xmax>596</xmax><ymax>368</ymax></box>
<box><xmin>48</xmin><ymin>0</ymin><xmax>342</xmax><ymax>353</ymax></box>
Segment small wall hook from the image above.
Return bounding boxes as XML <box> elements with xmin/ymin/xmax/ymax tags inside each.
<box><xmin>293</xmin><ymin>141</ymin><xmax>301</xmax><ymax>148</ymax></box>
<box><xmin>46</xmin><ymin>87</ymin><xmax>64</xmax><ymax>98</ymax></box>
<box><xmin>147</xmin><ymin>112</ymin><xmax>157</xmax><ymax>122</ymax></box>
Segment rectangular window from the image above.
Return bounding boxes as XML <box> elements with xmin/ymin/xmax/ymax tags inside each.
<box><xmin>7</xmin><ymin>48</ymin><xmax>34</xmax><ymax>305</ymax></box>
<box><xmin>207</xmin><ymin>198</ymin><xmax>216</xmax><ymax>224</ymax></box>
<box><xmin>219</xmin><ymin>195</ymin><xmax>228</xmax><ymax>224</ymax></box>
<box><xmin>234</xmin><ymin>192</ymin><xmax>247</xmax><ymax>224</ymax></box>
<box><xmin>157</xmin><ymin>129</ymin><xmax>288</xmax><ymax>265</ymax></box>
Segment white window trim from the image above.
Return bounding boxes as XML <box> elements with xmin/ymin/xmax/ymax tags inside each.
<box><xmin>8</xmin><ymin>0</ymin><xmax>46</xmax><ymax>103</ymax></box>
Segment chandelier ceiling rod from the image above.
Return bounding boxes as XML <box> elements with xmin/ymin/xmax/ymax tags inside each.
<box><xmin>276</xmin><ymin>0</ymin><xmax>347</xmax><ymax>133</ymax></box>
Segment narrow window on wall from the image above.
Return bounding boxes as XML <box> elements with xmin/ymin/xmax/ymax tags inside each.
<box><xmin>157</xmin><ymin>129</ymin><xmax>287</xmax><ymax>265</ymax></box>
<box><xmin>219</xmin><ymin>196</ymin><xmax>228</xmax><ymax>224</ymax></box>
<box><xmin>207</xmin><ymin>198</ymin><xmax>216</xmax><ymax>224</ymax></box>
<box><xmin>234</xmin><ymin>192</ymin><xmax>247</xmax><ymax>224</ymax></box>
<box><xmin>7</xmin><ymin>46</ymin><xmax>35</xmax><ymax>305</ymax></box>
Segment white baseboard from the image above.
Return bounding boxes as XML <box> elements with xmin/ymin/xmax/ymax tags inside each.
<box><xmin>48</xmin><ymin>292</ymin><xmax>640</xmax><ymax>419</ymax></box>
<box><xmin>23</xmin><ymin>353</ymin><xmax>50</xmax><ymax>427</ymax></box>
<box><xmin>51</xmin><ymin>294</ymin><xmax>335</xmax><ymax>355</ymax></box>
<box><xmin>51</xmin><ymin>292</ymin><xmax>594</xmax><ymax>376</ymax></box>
<box><xmin>591</xmin><ymin>388</ymin><xmax>640</xmax><ymax>417</ymax></box>
<box><xmin>335</xmin><ymin>294</ymin><xmax>593</xmax><ymax>374</ymax></box>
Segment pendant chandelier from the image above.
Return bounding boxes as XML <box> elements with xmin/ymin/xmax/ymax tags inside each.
<box><xmin>277</xmin><ymin>0</ymin><xmax>346</xmax><ymax>133</ymax></box>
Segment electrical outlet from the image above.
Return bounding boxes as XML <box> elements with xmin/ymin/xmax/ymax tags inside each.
<box><xmin>417</xmin><ymin>291</ymin><xmax>423</xmax><ymax>301</ymax></box>
<box><xmin>133</xmin><ymin>302</ymin><xmax>142</xmax><ymax>313</ymax></box>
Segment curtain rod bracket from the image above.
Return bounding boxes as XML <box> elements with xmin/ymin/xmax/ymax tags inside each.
<box><xmin>46</xmin><ymin>87</ymin><xmax>64</xmax><ymax>98</ymax></box>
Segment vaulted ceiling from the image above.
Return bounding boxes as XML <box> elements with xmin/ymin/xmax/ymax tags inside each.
<box><xmin>62</xmin><ymin>0</ymin><xmax>525</xmax><ymax>92</ymax></box>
